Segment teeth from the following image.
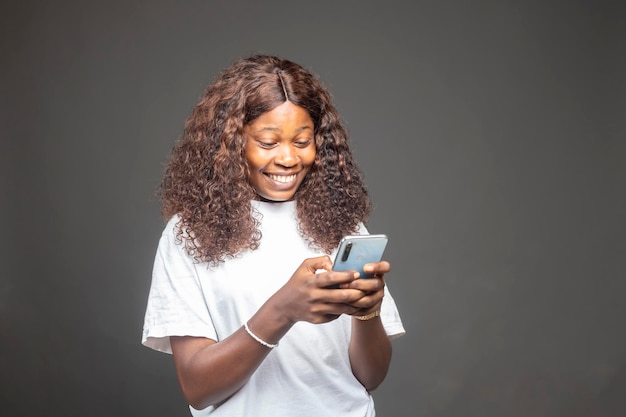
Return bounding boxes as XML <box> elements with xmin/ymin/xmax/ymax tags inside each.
<box><xmin>269</xmin><ymin>174</ymin><xmax>296</xmax><ymax>183</ymax></box>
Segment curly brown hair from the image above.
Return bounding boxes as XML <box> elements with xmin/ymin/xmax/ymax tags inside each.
<box><xmin>159</xmin><ymin>55</ymin><xmax>371</xmax><ymax>265</ymax></box>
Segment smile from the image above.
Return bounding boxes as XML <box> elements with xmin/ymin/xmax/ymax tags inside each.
<box><xmin>267</xmin><ymin>173</ymin><xmax>297</xmax><ymax>184</ymax></box>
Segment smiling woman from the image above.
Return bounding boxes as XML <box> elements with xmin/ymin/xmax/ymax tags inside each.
<box><xmin>157</xmin><ymin>55</ymin><xmax>373</xmax><ymax>265</ymax></box>
<box><xmin>244</xmin><ymin>101</ymin><xmax>316</xmax><ymax>201</ymax></box>
<box><xmin>142</xmin><ymin>55</ymin><xmax>405</xmax><ymax>417</ymax></box>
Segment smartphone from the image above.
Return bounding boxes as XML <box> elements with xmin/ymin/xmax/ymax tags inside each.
<box><xmin>332</xmin><ymin>234</ymin><xmax>388</xmax><ymax>278</ymax></box>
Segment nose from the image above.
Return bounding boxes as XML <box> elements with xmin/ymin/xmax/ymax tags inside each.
<box><xmin>274</xmin><ymin>144</ymin><xmax>298</xmax><ymax>167</ymax></box>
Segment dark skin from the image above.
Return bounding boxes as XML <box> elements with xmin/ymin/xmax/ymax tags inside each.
<box><xmin>170</xmin><ymin>257</ymin><xmax>391</xmax><ymax>410</ymax></box>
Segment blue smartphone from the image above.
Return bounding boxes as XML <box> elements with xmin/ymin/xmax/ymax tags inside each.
<box><xmin>332</xmin><ymin>234</ymin><xmax>388</xmax><ymax>278</ymax></box>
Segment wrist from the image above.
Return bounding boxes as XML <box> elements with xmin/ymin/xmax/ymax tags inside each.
<box><xmin>254</xmin><ymin>295</ymin><xmax>296</xmax><ymax>335</ymax></box>
<box><xmin>353</xmin><ymin>310</ymin><xmax>381</xmax><ymax>321</ymax></box>
<box><xmin>352</xmin><ymin>300</ymin><xmax>383</xmax><ymax>320</ymax></box>
<box><xmin>244</xmin><ymin>322</ymin><xmax>279</xmax><ymax>348</ymax></box>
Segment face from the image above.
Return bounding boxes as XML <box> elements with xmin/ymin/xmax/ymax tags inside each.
<box><xmin>244</xmin><ymin>101</ymin><xmax>316</xmax><ymax>201</ymax></box>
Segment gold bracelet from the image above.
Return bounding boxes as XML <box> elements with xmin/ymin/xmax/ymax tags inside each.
<box><xmin>354</xmin><ymin>310</ymin><xmax>381</xmax><ymax>321</ymax></box>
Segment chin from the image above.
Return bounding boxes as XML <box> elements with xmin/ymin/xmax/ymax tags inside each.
<box><xmin>258</xmin><ymin>194</ymin><xmax>293</xmax><ymax>202</ymax></box>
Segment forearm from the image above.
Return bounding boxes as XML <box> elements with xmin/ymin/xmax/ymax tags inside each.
<box><xmin>348</xmin><ymin>315</ymin><xmax>392</xmax><ymax>391</ymax></box>
<box><xmin>172</xmin><ymin>302</ymin><xmax>294</xmax><ymax>410</ymax></box>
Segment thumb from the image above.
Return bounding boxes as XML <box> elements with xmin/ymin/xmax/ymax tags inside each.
<box><xmin>303</xmin><ymin>255</ymin><xmax>333</xmax><ymax>273</ymax></box>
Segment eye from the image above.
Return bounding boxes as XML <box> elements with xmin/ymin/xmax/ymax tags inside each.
<box><xmin>294</xmin><ymin>139</ymin><xmax>312</xmax><ymax>148</ymax></box>
<box><xmin>257</xmin><ymin>140</ymin><xmax>277</xmax><ymax>149</ymax></box>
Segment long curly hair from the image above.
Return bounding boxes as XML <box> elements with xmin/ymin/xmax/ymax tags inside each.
<box><xmin>159</xmin><ymin>55</ymin><xmax>371</xmax><ymax>265</ymax></box>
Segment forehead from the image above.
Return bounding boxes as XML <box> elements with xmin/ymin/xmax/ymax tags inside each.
<box><xmin>246</xmin><ymin>101</ymin><xmax>313</xmax><ymax>131</ymax></box>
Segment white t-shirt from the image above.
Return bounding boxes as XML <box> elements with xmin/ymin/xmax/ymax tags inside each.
<box><xmin>142</xmin><ymin>200</ymin><xmax>405</xmax><ymax>417</ymax></box>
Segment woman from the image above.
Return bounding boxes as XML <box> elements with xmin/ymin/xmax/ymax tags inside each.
<box><xmin>142</xmin><ymin>55</ymin><xmax>405</xmax><ymax>416</ymax></box>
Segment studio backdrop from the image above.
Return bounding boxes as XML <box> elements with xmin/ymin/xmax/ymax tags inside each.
<box><xmin>1</xmin><ymin>1</ymin><xmax>624</xmax><ymax>416</ymax></box>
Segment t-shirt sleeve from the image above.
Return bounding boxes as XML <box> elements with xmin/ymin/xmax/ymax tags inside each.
<box><xmin>380</xmin><ymin>288</ymin><xmax>406</xmax><ymax>340</ymax></box>
<box><xmin>356</xmin><ymin>223</ymin><xmax>406</xmax><ymax>340</ymax></box>
<box><xmin>141</xmin><ymin>218</ymin><xmax>218</xmax><ymax>354</ymax></box>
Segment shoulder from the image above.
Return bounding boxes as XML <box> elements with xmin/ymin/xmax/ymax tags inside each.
<box><xmin>157</xmin><ymin>214</ymin><xmax>189</xmax><ymax>254</ymax></box>
<box><xmin>162</xmin><ymin>214</ymin><xmax>181</xmax><ymax>236</ymax></box>
<box><xmin>161</xmin><ymin>214</ymin><xmax>195</xmax><ymax>242</ymax></box>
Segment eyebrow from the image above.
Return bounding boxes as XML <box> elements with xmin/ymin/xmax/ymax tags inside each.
<box><xmin>252</xmin><ymin>125</ymin><xmax>312</xmax><ymax>133</ymax></box>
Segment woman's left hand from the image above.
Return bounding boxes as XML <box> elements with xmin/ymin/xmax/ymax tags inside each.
<box><xmin>340</xmin><ymin>260</ymin><xmax>389</xmax><ymax>316</ymax></box>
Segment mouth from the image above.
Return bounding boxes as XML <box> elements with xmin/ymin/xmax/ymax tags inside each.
<box><xmin>266</xmin><ymin>173</ymin><xmax>297</xmax><ymax>184</ymax></box>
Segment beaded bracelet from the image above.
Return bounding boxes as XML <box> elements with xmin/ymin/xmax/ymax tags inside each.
<box><xmin>354</xmin><ymin>310</ymin><xmax>381</xmax><ymax>321</ymax></box>
<box><xmin>244</xmin><ymin>322</ymin><xmax>279</xmax><ymax>349</ymax></box>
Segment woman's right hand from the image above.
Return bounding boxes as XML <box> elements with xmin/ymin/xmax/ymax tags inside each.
<box><xmin>267</xmin><ymin>256</ymin><xmax>368</xmax><ymax>325</ymax></box>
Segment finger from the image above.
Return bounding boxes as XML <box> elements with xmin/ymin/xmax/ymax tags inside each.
<box><xmin>346</xmin><ymin>276</ymin><xmax>385</xmax><ymax>292</ymax></box>
<box><xmin>319</xmin><ymin>301</ymin><xmax>364</xmax><ymax>317</ymax></box>
<box><xmin>306</xmin><ymin>301</ymin><xmax>360</xmax><ymax>323</ymax></box>
<box><xmin>316</xmin><ymin>270</ymin><xmax>358</xmax><ymax>289</ymax></box>
<box><xmin>321</xmin><ymin>287</ymin><xmax>369</xmax><ymax>306</ymax></box>
<box><xmin>363</xmin><ymin>260</ymin><xmax>391</xmax><ymax>275</ymax></box>
<box><xmin>346</xmin><ymin>291</ymin><xmax>384</xmax><ymax>310</ymax></box>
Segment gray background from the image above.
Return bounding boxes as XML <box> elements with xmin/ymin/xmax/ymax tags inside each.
<box><xmin>2</xmin><ymin>0</ymin><xmax>624</xmax><ymax>416</ymax></box>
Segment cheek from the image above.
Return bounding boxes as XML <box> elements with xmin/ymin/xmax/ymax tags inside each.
<box><xmin>302</xmin><ymin>147</ymin><xmax>317</xmax><ymax>166</ymax></box>
<box><xmin>244</xmin><ymin>148</ymin><xmax>262</xmax><ymax>170</ymax></box>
